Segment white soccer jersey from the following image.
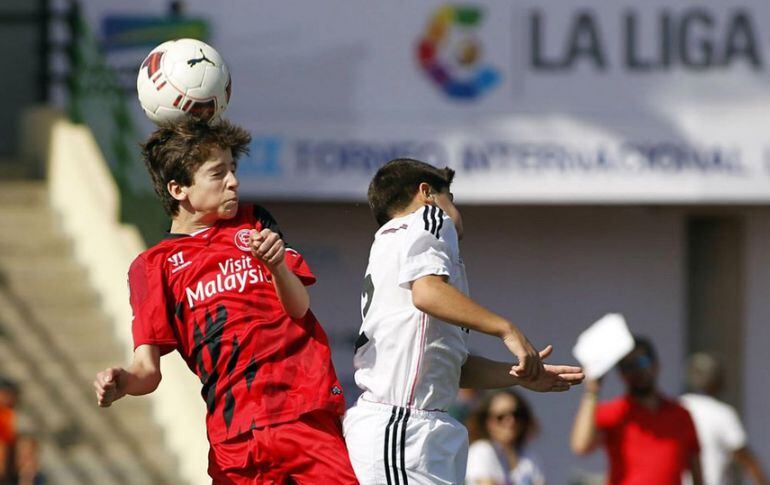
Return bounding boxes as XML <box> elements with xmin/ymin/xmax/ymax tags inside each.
<box><xmin>353</xmin><ymin>205</ymin><xmax>469</xmax><ymax>411</ymax></box>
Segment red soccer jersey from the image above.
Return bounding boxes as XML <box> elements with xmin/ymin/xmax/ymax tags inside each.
<box><xmin>128</xmin><ymin>204</ymin><xmax>346</xmax><ymax>444</ymax></box>
<box><xmin>596</xmin><ymin>394</ymin><xmax>700</xmax><ymax>485</ymax></box>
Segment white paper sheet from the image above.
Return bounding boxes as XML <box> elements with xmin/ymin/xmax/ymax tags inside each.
<box><xmin>572</xmin><ymin>313</ymin><xmax>635</xmax><ymax>379</ymax></box>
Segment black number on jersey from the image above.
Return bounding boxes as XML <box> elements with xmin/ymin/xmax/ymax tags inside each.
<box><xmin>361</xmin><ymin>274</ymin><xmax>374</xmax><ymax>318</ymax></box>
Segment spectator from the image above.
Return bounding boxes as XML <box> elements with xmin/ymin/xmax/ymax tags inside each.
<box><xmin>466</xmin><ymin>389</ymin><xmax>545</xmax><ymax>485</ymax></box>
<box><xmin>15</xmin><ymin>433</ymin><xmax>45</xmax><ymax>485</ymax></box>
<box><xmin>0</xmin><ymin>378</ymin><xmax>19</xmax><ymax>484</ymax></box>
<box><xmin>680</xmin><ymin>353</ymin><xmax>768</xmax><ymax>485</ymax></box>
<box><xmin>570</xmin><ymin>335</ymin><xmax>703</xmax><ymax>485</ymax></box>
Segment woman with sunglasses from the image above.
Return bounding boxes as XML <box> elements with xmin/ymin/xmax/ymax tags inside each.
<box><xmin>466</xmin><ymin>389</ymin><xmax>545</xmax><ymax>485</ymax></box>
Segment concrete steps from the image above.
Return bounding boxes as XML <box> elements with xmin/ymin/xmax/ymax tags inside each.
<box><xmin>0</xmin><ymin>180</ymin><xmax>183</xmax><ymax>484</ymax></box>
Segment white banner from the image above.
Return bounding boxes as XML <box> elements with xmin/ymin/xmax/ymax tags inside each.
<box><xmin>80</xmin><ymin>0</ymin><xmax>770</xmax><ymax>202</ymax></box>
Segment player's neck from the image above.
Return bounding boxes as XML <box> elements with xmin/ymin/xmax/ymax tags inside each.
<box><xmin>390</xmin><ymin>199</ymin><xmax>431</xmax><ymax>220</ymax></box>
<box><xmin>170</xmin><ymin>209</ymin><xmax>216</xmax><ymax>235</ymax></box>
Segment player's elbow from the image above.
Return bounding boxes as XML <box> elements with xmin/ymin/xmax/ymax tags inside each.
<box><xmin>570</xmin><ymin>436</ymin><xmax>593</xmax><ymax>455</ymax></box>
<box><xmin>411</xmin><ymin>278</ymin><xmax>440</xmax><ymax>313</ymax></box>
<box><xmin>132</xmin><ymin>363</ymin><xmax>162</xmax><ymax>394</ymax></box>
<box><xmin>286</xmin><ymin>304</ymin><xmax>309</xmax><ymax>319</ymax></box>
<box><xmin>141</xmin><ymin>367</ymin><xmax>163</xmax><ymax>393</ymax></box>
<box><xmin>412</xmin><ymin>287</ymin><xmax>432</xmax><ymax>314</ymax></box>
<box><xmin>458</xmin><ymin>367</ymin><xmax>475</xmax><ymax>389</ymax></box>
<box><xmin>570</xmin><ymin>443</ymin><xmax>587</xmax><ymax>455</ymax></box>
<box><xmin>285</xmin><ymin>293</ymin><xmax>310</xmax><ymax>319</ymax></box>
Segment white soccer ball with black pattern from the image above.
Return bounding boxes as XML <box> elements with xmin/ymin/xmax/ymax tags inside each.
<box><xmin>136</xmin><ymin>38</ymin><xmax>231</xmax><ymax>124</ymax></box>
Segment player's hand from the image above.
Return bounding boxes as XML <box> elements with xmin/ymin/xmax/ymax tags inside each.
<box><xmin>250</xmin><ymin>228</ymin><xmax>285</xmax><ymax>271</ymax></box>
<box><xmin>512</xmin><ymin>346</ymin><xmax>585</xmax><ymax>392</ymax></box>
<box><xmin>502</xmin><ymin>330</ymin><xmax>544</xmax><ymax>381</ymax></box>
<box><xmin>94</xmin><ymin>367</ymin><xmax>126</xmax><ymax>407</ymax></box>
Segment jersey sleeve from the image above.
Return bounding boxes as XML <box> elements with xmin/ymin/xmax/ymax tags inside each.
<box><xmin>721</xmin><ymin>405</ymin><xmax>747</xmax><ymax>451</ymax></box>
<box><xmin>253</xmin><ymin>204</ymin><xmax>285</xmax><ymax>240</ymax></box>
<box><xmin>128</xmin><ymin>255</ymin><xmax>178</xmax><ymax>355</ymax></box>
<box><xmin>253</xmin><ymin>204</ymin><xmax>316</xmax><ymax>285</ymax></box>
<box><xmin>397</xmin><ymin>206</ymin><xmax>457</xmax><ymax>289</ymax></box>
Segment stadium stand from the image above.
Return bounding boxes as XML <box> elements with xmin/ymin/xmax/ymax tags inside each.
<box><xmin>0</xmin><ymin>177</ymin><xmax>182</xmax><ymax>483</ymax></box>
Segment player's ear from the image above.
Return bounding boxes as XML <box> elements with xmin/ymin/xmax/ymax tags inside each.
<box><xmin>167</xmin><ymin>180</ymin><xmax>188</xmax><ymax>202</ymax></box>
<box><xmin>417</xmin><ymin>182</ymin><xmax>435</xmax><ymax>205</ymax></box>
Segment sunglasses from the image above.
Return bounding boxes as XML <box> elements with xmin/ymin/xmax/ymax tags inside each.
<box><xmin>619</xmin><ymin>354</ymin><xmax>654</xmax><ymax>373</ymax></box>
<box><xmin>490</xmin><ymin>409</ymin><xmax>525</xmax><ymax>423</ymax></box>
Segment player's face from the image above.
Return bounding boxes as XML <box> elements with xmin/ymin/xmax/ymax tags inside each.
<box><xmin>433</xmin><ymin>189</ymin><xmax>464</xmax><ymax>240</ymax></box>
<box><xmin>186</xmin><ymin>146</ymin><xmax>240</xmax><ymax>221</ymax></box>
<box><xmin>486</xmin><ymin>393</ymin><xmax>524</xmax><ymax>447</ymax></box>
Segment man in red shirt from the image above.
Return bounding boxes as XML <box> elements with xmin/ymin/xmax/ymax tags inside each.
<box><xmin>93</xmin><ymin>118</ymin><xmax>357</xmax><ymax>483</ymax></box>
<box><xmin>570</xmin><ymin>336</ymin><xmax>703</xmax><ymax>485</ymax></box>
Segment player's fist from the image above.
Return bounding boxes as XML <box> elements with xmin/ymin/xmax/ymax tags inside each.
<box><xmin>249</xmin><ymin>228</ymin><xmax>285</xmax><ymax>270</ymax></box>
<box><xmin>94</xmin><ymin>367</ymin><xmax>125</xmax><ymax>408</ymax></box>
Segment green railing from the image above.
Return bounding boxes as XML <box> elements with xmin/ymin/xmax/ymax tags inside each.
<box><xmin>66</xmin><ymin>5</ymin><xmax>168</xmax><ymax>244</ymax></box>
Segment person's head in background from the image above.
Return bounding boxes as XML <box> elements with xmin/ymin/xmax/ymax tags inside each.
<box><xmin>617</xmin><ymin>335</ymin><xmax>659</xmax><ymax>398</ymax></box>
<box><xmin>469</xmin><ymin>389</ymin><xmax>538</xmax><ymax>452</ymax></box>
<box><xmin>0</xmin><ymin>379</ymin><xmax>19</xmax><ymax>409</ymax></box>
<box><xmin>686</xmin><ymin>352</ymin><xmax>722</xmax><ymax>397</ymax></box>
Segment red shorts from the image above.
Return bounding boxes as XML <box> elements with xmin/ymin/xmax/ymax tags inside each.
<box><xmin>208</xmin><ymin>410</ymin><xmax>358</xmax><ymax>484</ymax></box>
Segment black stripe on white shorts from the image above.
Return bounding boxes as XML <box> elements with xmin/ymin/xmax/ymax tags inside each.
<box><xmin>383</xmin><ymin>405</ymin><xmax>411</xmax><ymax>485</ymax></box>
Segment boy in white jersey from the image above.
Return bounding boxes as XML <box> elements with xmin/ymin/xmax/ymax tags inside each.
<box><xmin>344</xmin><ymin>158</ymin><xmax>585</xmax><ymax>484</ymax></box>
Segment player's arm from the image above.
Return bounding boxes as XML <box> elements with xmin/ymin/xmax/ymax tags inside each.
<box><xmin>570</xmin><ymin>378</ymin><xmax>602</xmax><ymax>455</ymax></box>
<box><xmin>734</xmin><ymin>447</ymin><xmax>770</xmax><ymax>485</ymax></box>
<box><xmin>94</xmin><ymin>344</ymin><xmax>162</xmax><ymax>407</ymax></box>
<box><xmin>460</xmin><ymin>352</ymin><xmax>583</xmax><ymax>391</ymax></box>
<box><xmin>411</xmin><ymin>274</ymin><xmax>543</xmax><ymax>379</ymax></box>
<box><xmin>250</xmin><ymin>228</ymin><xmax>309</xmax><ymax>319</ymax></box>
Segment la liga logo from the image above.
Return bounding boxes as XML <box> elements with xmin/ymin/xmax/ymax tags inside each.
<box><xmin>416</xmin><ymin>4</ymin><xmax>500</xmax><ymax>100</ymax></box>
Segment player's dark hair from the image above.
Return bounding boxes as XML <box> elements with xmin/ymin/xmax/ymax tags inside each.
<box><xmin>368</xmin><ymin>158</ymin><xmax>455</xmax><ymax>226</ymax></box>
<box><xmin>141</xmin><ymin>117</ymin><xmax>251</xmax><ymax>216</ymax></box>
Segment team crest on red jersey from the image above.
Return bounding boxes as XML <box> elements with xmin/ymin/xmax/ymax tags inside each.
<box><xmin>235</xmin><ymin>229</ymin><xmax>252</xmax><ymax>251</ymax></box>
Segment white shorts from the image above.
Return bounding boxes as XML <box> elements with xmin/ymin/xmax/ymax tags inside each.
<box><xmin>343</xmin><ymin>398</ymin><xmax>469</xmax><ymax>485</ymax></box>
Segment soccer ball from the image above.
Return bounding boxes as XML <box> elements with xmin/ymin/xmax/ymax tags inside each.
<box><xmin>136</xmin><ymin>38</ymin><xmax>231</xmax><ymax>124</ymax></box>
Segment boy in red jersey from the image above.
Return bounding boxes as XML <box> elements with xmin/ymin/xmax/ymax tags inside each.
<box><xmin>93</xmin><ymin>118</ymin><xmax>357</xmax><ymax>484</ymax></box>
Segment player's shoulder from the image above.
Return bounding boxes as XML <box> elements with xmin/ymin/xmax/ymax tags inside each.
<box><xmin>137</xmin><ymin>237</ymin><xmax>183</xmax><ymax>262</ymax></box>
<box><xmin>401</xmin><ymin>205</ymin><xmax>456</xmax><ymax>240</ymax></box>
<box><xmin>246</xmin><ymin>203</ymin><xmax>284</xmax><ymax>235</ymax></box>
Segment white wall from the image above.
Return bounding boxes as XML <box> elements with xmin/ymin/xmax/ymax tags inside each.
<box><xmin>260</xmin><ymin>202</ymin><xmax>688</xmax><ymax>485</ymax></box>
<box><xmin>744</xmin><ymin>212</ymin><xmax>770</xmax><ymax>468</ymax></box>
<box><xmin>45</xmin><ymin>113</ymin><xmax>208</xmax><ymax>485</ymax></box>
